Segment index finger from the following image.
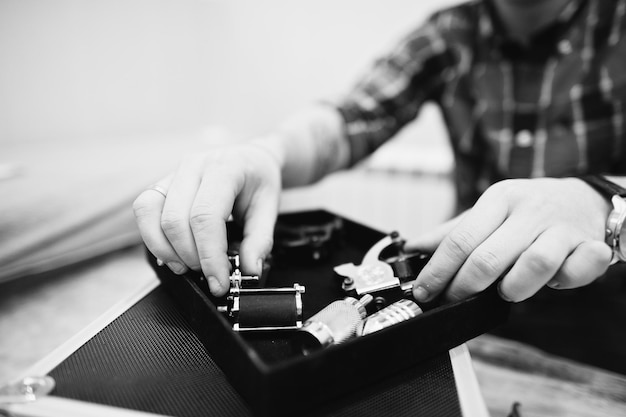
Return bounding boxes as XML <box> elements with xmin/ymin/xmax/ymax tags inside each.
<box><xmin>190</xmin><ymin>166</ymin><xmax>244</xmax><ymax>296</ymax></box>
<box><xmin>413</xmin><ymin>193</ymin><xmax>508</xmax><ymax>303</ymax></box>
<box><xmin>237</xmin><ymin>186</ymin><xmax>280</xmax><ymax>278</ymax></box>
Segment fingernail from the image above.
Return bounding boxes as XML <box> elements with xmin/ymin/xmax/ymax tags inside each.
<box><xmin>167</xmin><ymin>261</ymin><xmax>187</xmax><ymax>274</ymax></box>
<box><xmin>497</xmin><ymin>282</ymin><xmax>512</xmax><ymax>302</ymax></box>
<box><xmin>413</xmin><ymin>285</ymin><xmax>430</xmax><ymax>302</ymax></box>
<box><xmin>207</xmin><ymin>276</ymin><xmax>222</xmax><ymax>295</ymax></box>
<box><xmin>547</xmin><ymin>279</ymin><xmax>560</xmax><ymax>289</ymax></box>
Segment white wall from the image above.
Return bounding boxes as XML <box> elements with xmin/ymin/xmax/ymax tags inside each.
<box><xmin>0</xmin><ymin>0</ymin><xmax>460</xmax><ymax>144</ymax></box>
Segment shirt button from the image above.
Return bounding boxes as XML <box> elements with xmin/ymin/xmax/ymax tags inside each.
<box><xmin>515</xmin><ymin>130</ymin><xmax>534</xmax><ymax>147</ymax></box>
<box><xmin>558</xmin><ymin>39</ymin><xmax>572</xmax><ymax>55</ymax></box>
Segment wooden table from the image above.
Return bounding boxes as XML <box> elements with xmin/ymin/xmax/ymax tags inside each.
<box><xmin>470</xmin><ymin>335</ymin><xmax>626</xmax><ymax>417</ymax></box>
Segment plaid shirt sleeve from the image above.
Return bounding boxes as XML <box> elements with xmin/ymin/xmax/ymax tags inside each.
<box><xmin>335</xmin><ymin>14</ymin><xmax>458</xmax><ymax>166</ymax></box>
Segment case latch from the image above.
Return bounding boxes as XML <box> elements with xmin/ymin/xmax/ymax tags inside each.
<box><xmin>0</xmin><ymin>376</ymin><xmax>55</xmax><ymax>406</ymax></box>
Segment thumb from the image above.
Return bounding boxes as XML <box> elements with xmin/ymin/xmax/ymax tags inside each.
<box><xmin>404</xmin><ymin>211</ymin><xmax>467</xmax><ymax>252</ymax></box>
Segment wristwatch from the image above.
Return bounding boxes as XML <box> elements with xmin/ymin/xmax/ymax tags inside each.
<box><xmin>579</xmin><ymin>175</ymin><xmax>626</xmax><ymax>264</ymax></box>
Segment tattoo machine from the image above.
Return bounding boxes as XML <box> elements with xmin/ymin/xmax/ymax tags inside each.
<box><xmin>217</xmin><ymin>253</ymin><xmax>305</xmax><ymax>331</ymax></box>
<box><xmin>334</xmin><ymin>231</ymin><xmax>430</xmax><ymax>306</ymax></box>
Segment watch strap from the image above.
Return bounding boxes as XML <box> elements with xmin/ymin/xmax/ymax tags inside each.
<box><xmin>578</xmin><ymin>175</ymin><xmax>626</xmax><ymax>198</ymax></box>
<box><xmin>579</xmin><ymin>175</ymin><xmax>626</xmax><ymax>264</ymax></box>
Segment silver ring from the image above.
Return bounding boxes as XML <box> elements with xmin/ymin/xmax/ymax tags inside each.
<box><xmin>147</xmin><ymin>184</ymin><xmax>168</xmax><ymax>198</ymax></box>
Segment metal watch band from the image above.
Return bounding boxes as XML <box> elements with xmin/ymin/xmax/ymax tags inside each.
<box><xmin>578</xmin><ymin>175</ymin><xmax>626</xmax><ymax>198</ymax></box>
<box><xmin>579</xmin><ymin>174</ymin><xmax>626</xmax><ymax>264</ymax></box>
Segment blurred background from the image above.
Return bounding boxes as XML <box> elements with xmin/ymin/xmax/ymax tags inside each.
<box><xmin>0</xmin><ymin>0</ymin><xmax>459</xmax><ymax>379</ymax></box>
<box><xmin>0</xmin><ymin>0</ymin><xmax>459</xmax><ymax>143</ymax></box>
<box><xmin>0</xmin><ymin>0</ymin><xmax>458</xmax><ymax>282</ymax></box>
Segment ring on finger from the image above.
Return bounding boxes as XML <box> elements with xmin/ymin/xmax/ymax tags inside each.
<box><xmin>146</xmin><ymin>184</ymin><xmax>168</xmax><ymax>198</ymax></box>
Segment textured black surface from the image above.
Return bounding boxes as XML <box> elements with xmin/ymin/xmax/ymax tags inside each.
<box><xmin>49</xmin><ymin>288</ymin><xmax>253</xmax><ymax>417</ymax></box>
<box><xmin>49</xmin><ymin>287</ymin><xmax>462</xmax><ymax>417</ymax></box>
<box><xmin>303</xmin><ymin>352</ymin><xmax>461</xmax><ymax>417</ymax></box>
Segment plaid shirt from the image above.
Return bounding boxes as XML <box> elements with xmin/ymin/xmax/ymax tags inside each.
<box><xmin>336</xmin><ymin>0</ymin><xmax>626</xmax><ymax>210</ymax></box>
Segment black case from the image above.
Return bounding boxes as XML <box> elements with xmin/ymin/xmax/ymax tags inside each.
<box><xmin>150</xmin><ymin>210</ymin><xmax>510</xmax><ymax>417</ymax></box>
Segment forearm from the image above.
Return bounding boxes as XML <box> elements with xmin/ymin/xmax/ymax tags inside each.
<box><xmin>252</xmin><ymin>105</ymin><xmax>350</xmax><ymax>188</ymax></box>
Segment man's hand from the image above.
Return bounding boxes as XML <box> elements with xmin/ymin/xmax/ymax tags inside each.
<box><xmin>407</xmin><ymin>177</ymin><xmax>613</xmax><ymax>303</ymax></box>
<box><xmin>133</xmin><ymin>143</ymin><xmax>282</xmax><ymax>297</ymax></box>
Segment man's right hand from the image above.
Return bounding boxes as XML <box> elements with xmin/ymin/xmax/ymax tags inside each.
<box><xmin>133</xmin><ymin>142</ymin><xmax>283</xmax><ymax>297</ymax></box>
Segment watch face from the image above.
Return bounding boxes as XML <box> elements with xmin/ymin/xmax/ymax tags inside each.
<box><xmin>614</xmin><ymin>199</ymin><xmax>626</xmax><ymax>262</ymax></box>
<box><xmin>619</xmin><ymin>221</ymin><xmax>626</xmax><ymax>261</ymax></box>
